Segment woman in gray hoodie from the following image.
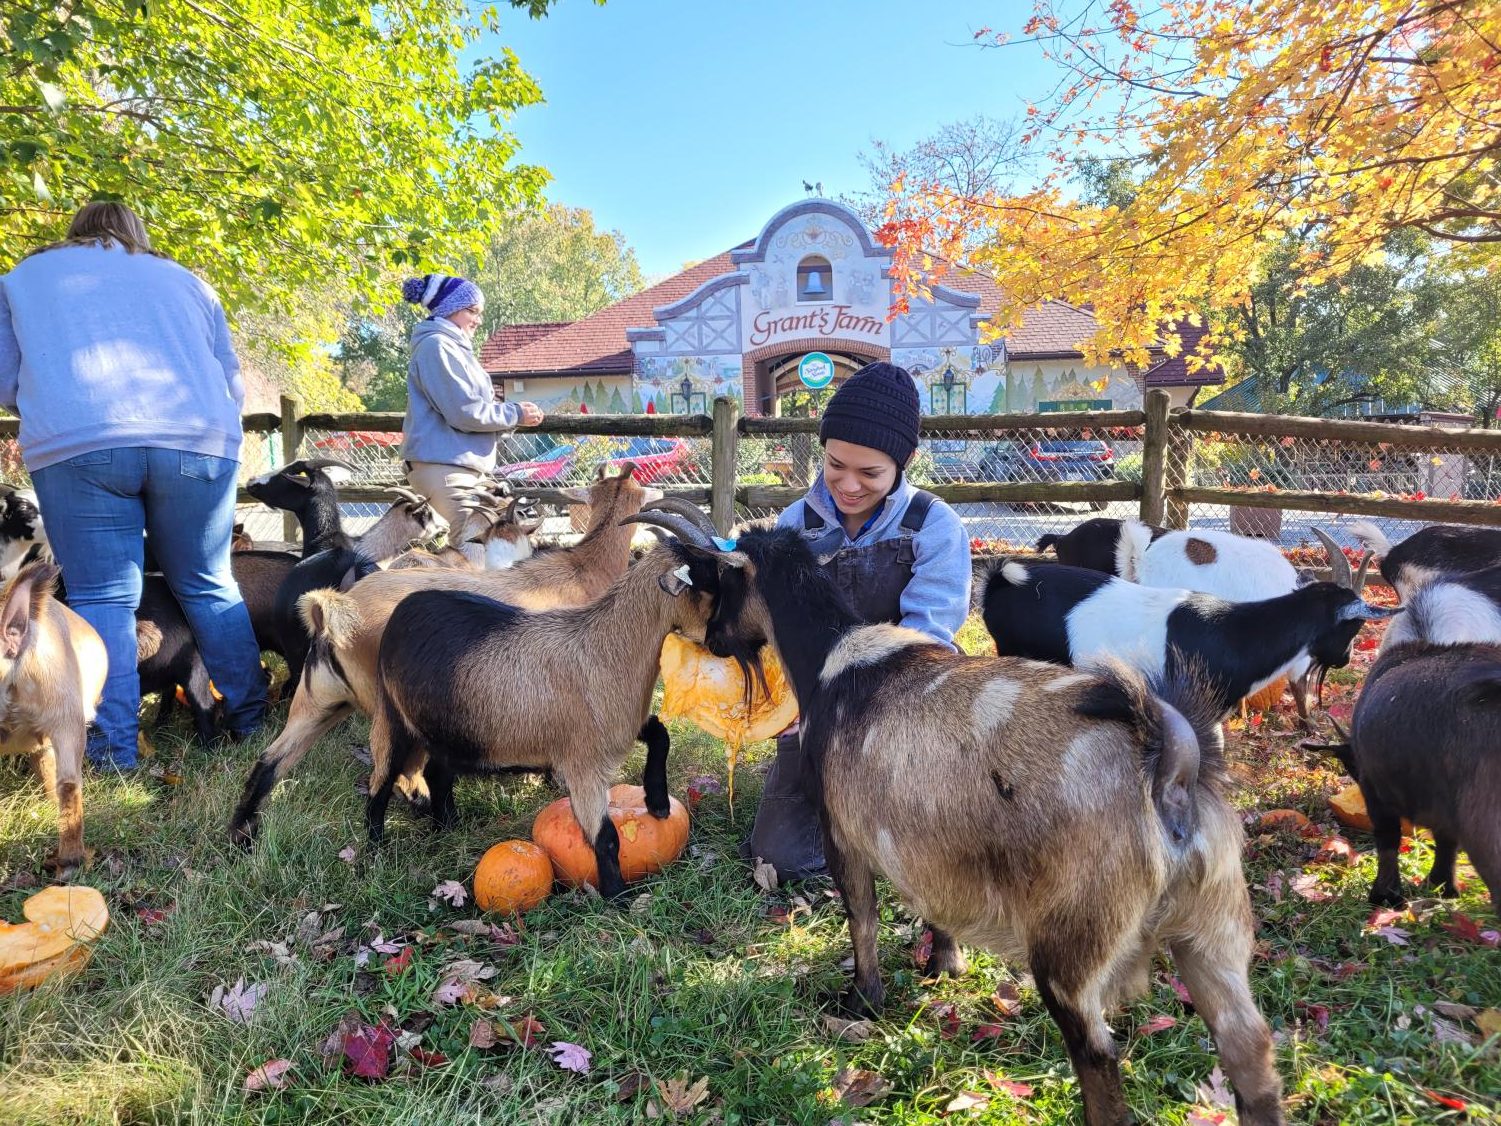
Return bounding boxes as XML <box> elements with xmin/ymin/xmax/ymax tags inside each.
<box><xmin>400</xmin><ymin>274</ymin><xmax>542</xmax><ymax>527</ymax></box>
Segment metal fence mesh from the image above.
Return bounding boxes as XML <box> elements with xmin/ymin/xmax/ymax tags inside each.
<box><xmin>1164</xmin><ymin>424</ymin><xmax>1501</xmax><ymax>554</ymax></box>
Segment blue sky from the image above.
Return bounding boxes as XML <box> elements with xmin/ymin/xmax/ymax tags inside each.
<box><xmin>484</xmin><ymin>1</ymin><xmax>1058</xmax><ymax>278</ymax></box>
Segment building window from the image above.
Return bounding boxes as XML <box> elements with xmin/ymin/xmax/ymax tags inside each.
<box><xmin>796</xmin><ymin>256</ymin><xmax>832</xmax><ymax>303</ymax></box>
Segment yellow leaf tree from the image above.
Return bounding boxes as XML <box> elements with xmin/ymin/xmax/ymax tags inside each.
<box><xmin>881</xmin><ymin>2</ymin><xmax>1501</xmax><ymax>369</ymax></box>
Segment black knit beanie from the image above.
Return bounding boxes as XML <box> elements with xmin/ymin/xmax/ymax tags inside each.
<box><xmin>819</xmin><ymin>361</ymin><xmax>921</xmax><ymax>467</ymax></box>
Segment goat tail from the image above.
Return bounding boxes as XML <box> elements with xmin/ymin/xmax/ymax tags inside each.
<box><xmin>298</xmin><ymin>588</ymin><xmax>362</xmax><ymax>650</ymax></box>
<box><xmin>1347</xmin><ymin>520</ymin><xmax>1391</xmax><ymax>559</ymax></box>
<box><xmin>1035</xmin><ymin>534</ymin><xmax>1059</xmax><ymax>553</ymax></box>
<box><xmin>1115</xmin><ymin>519</ymin><xmax>1154</xmax><ymax>581</ymax></box>
<box><xmin>1076</xmin><ymin>655</ymin><xmax>1225</xmax><ymax>846</ymax></box>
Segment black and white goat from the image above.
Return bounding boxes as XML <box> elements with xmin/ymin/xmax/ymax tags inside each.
<box><xmin>1378</xmin><ymin>561</ymin><xmax>1501</xmax><ymax>651</ymax></box>
<box><xmin>0</xmin><ymin>485</ymin><xmax>47</xmax><ymax>580</ymax></box>
<box><xmin>246</xmin><ymin>458</ymin><xmax>358</xmax><ymax>557</ymax></box>
<box><xmin>982</xmin><ymin>547</ymin><xmax>1393</xmax><ymax>719</ymax></box>
<box><xmin>642</xmin><ymin>506</ymin><xmax>1285</xmax><ymax>1126</ymax></box>
<box><xmin>1350</xmin><ymin>521</ymin><xmax>1501</xmax><ymax>600</ymax></box>
<box><xmin>1036</xmin><ymin>517</ymin><xmax>1166</xmax><ymax>574</ymax></box>
<box><xmin>1348</xmin><ymin>585</ymin><xmax>1501</xmax><ymax>910</ymax></box>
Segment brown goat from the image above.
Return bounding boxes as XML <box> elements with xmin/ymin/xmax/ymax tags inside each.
<box><xmin>228</xmin><ymin>464</ymin><xmax>661</xmax><ymax>845</ymax></box>
<box><xmin>364</xmin><ymin>539</ymin><xmax>722</xmax><ymax>897</ymax></box>
<box><xmin>640</xmin><ymin>510</ymin><xmax>1285</xmax><ymax>1126</ymax></box>
<box><xmin>0</xmin><ymin>561</ymin><xmax>108</xmax><ymax>876</ymax></box>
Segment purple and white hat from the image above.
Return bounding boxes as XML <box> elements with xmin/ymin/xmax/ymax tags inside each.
<box><xmin>401</xmin><ymin>274</ymin><xmax>484</xmax><ymax>320</ymax></box>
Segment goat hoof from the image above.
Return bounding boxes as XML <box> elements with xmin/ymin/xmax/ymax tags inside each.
<box><xmin>227</xmin><ymin>819</ymin><xmax>258</xmax><ymax>851</ymax></box>
<box><xmin>647</xmin><ymin>802</ymin><xmax>670</xmax><ymax>820</ymax></box>
<box><xmin>922</xmin><ymin>949</ymin><xmax>968</xmax><ymax>979</ymax></box>
<box><xmin>1368</xmin><ymin>884</ymin><xmax>1407</xmax><ymax>909</ymax></box>
<box><xmin>837</xmin><ymin>984</ymin><xmax>882</xmax><ymax>1020</ymax></box>
<box><xmin>42</xmin><ymin>850</ymin><xmax>87</xmax><ymax>880</ymax></box>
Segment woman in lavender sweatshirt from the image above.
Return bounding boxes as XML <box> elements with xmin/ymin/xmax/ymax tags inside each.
<box><xmin>0</xmin><ymin>202</ymin><xmax>266</xmax><ymax>769</ymax></box>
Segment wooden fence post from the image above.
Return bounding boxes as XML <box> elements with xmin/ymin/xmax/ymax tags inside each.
<box><xmin>1139</xmin><ymin>389</ymin><xmax>1169</xmax><ymax>526</ymax></box>
<box><xmin>710</xmin><ymin>396</ymin><xmax>739</xmax><ymax>536</ymax></box>
<box><xmin>279</xmin><ymin>393</ymin><xmax>303</xmax><ymax>544</ymax></box>
<box><xmin>1164</xmin><ymin>408</ymin><xmax>1192</xmax><ymax>530</ymax></box>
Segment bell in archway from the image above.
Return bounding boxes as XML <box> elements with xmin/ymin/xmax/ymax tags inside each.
<box><xmin>803</xmin><ymin>269</ymin><xmax>827</xmax><ymax>297</ymax></box>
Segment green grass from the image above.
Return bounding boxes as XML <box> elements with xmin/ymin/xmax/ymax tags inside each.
<box><xmin>0</xmin><ymin>625</ymin><xmax>1497</xmax><ymax>1125</ymax></box>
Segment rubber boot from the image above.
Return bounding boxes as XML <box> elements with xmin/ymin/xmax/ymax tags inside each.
<box><xmin>744</xmin><ymin>731</ymin><xmax>827</xmax><ymax>882</ymax></box>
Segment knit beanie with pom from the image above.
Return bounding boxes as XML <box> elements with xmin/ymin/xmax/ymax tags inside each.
<box><xmin>818</xmin><ymin>361</ymin><xmax>921</xmax><ymax>467</ymax></box>
<box><xmin>402</xmin><ymin>274</ymin><xmax>484</xmax><ymax>320</ymax></box>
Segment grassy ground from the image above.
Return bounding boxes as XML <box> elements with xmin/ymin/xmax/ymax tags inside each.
<box><xmin>0</xmin><ymin>619</ymin><xmax>1497</xmax><ymax>1125</ymax></box>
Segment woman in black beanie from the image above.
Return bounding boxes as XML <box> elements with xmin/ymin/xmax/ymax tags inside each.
<box><xmin>747</xmin><ymin>361</ymin><xmax>972</xmax><ymax>880</ymax></box>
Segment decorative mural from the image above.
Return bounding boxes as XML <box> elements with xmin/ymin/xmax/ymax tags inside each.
<box><xmin>635</xmin><ymin>355</ymin><xmax>744</xmax><ymax>414</ymax></box>
<box><xmin>499</xmin><ymin>376</ymin><xmax>634</xmax><ymax>415</ymax></box>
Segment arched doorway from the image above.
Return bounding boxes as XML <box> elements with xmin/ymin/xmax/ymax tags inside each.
<box><xmin>741</xmin><ymin>339</ymin><xmax>890</xmax><ymax>416</ymax></box>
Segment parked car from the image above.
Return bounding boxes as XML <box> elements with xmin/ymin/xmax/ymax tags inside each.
<box><xmin>495</xmin><ymin>444</ymin><xmax>576</xmax><ymax>483</ymax></box>
<box><xmin>979</xmin><ymin>439</ymin><xmax>1115</xmax><ymax>511</ymax></box>
<box><xmin>603</xmin><ymin>437</ymin><xmax>695</xmax><ymax>484</ymax></box>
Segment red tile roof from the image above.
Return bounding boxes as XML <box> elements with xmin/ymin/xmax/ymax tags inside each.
<box><xmin>1142</xmin><ymin>319</ymin><xmax>1226</xmax><ymax>387</ymax></box>
<box><xmin>479</xmin><ymin>249</ymin><xmax>1218</xmax><ymax>387</ymax></box>
<box><xmin>479</xmin><ymin>321</ymin><xmax>570</xmax><ymax>367</ymax></box>
<box><xmin>483</xmin><ymin>251</ymin><xmax>744</xmax><ymax>378</ymax></box>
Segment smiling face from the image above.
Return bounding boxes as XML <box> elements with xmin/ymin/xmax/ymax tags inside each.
<box><xmin>446</xmin><ymin>305</ymin><xmax>484</xmax><ymax>337</ymax></box>
<box><xmin>822</xmin><ymin>438</ymin><xmax>900</xmax><ymax>523</ymax></box>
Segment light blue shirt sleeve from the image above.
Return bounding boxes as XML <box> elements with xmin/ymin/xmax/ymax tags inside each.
<box><xmin>0</xmin><ymin>282</ymin><xmax>19</xmax><ymax>411</ymax></box>
<box><xmin>898</xmin><ymin>500</ymin><xmax>973</xmax><ymax>648</ymax></box>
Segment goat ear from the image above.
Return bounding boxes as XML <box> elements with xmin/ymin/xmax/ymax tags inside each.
<box><xmin>0</xmin><ymin>562</ymin><xmax>58</xmax><ymax>660</ymax></box>
<box><xmin>336</xmin><ymin>565</ymin><xmax>363</xmax><ymax>593</ymax></box>
<box><xmin>658</xmin><ymin>563</ymin><xmax>693</xmax><ymax>597</ymax></box>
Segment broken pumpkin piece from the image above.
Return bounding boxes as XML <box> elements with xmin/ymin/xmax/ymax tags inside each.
<box><xmin>0</xmin><ymin>885</ymin><xmax>109</xmax><ymax>993</ymax></box>
<box><xmin>1328</xmin><ymin>783</ymin><xmax>1413</xmax><ymax>836</ymax></box>
<box><xmin>658</xmin><ymin>635</ymin><xmax>798</xmax><ymax>801</ymax></box>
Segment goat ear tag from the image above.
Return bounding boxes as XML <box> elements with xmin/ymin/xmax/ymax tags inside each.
<box><xmin>658</xmin><ymin>564</ymin><xmax>694</xmax><ymax>597</ymax></box>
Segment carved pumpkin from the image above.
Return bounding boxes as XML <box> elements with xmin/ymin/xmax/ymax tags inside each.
<box><xmin>0</xmin><ymin>885</ymin><xmax>109</xmax><ymax>995</ymax></box>
<box><xmin>473</xmin><ymin>840</ymin><xmax>553</xmax><ymax>915</ymax></box>
<box><xmin>532</xmin><ymin>784</ymin><xmax>689</xmax><ymax>889</ymax></box>
<box><xmin>658</xmin><ymin>635</ymin><xmax>797</xmax><ymax>798</ymax></box>
<box><xmin>1328</xmin><ymin>783</ymin><xmax>1413</xmax><ymax>836</ymax></box>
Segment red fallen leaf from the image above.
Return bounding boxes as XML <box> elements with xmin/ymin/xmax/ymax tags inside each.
<box><xmin>930</xmin><ymin>1001</ymin><xmax>961</xmax><ymax>1039</ymax></box>
<box><xmin>496</xmin><ymin>1015</ymin><xmax>546</xmax><ymax>1049</ymax></box>
<box><xmin>1367</xmin><ymin>907</ymin><xmax>1406</xmax><ymax>929</ymax></box>
<box><xmin>972</xmin><ymin>1023</ymin><xmax>1008</xmax><ymax>1041</ymax></box>
<box><xmin>342</xmin><ymin>1019</ymin><xmax>396</xmax><ymax>1080</ymax></box>
<box><xmin>912</xmin><ymin>928</ymin><xmax>934</xmax><ymax>968</ymax></box>
<box><xmin>409</xmin><ymin>1046</ymin><xmax>447</xmax><ymax>1067</ymax></box>
<box><xmin>243</xmin><ymin>1058</ymin><xmax>295</xmax><ymax>1093</ymax></box>
<box><xmin>1312</xmin><ymin>836</ymin><xmax>1357</xmax><ymax>866</ymax></box>
<box><xmin>992</xmin><ymin>982</ymin><xmax>1023</xmax><ymax>1017</ymax></box>
<box><xmin>137</xmin><ymin>906</ymin><xmax>171</xmax><ymax>927</ymax></box>
<box><xmin>1296</xmin><ymin>1001</ymin><xmax>1331</xmax><ymax>1034</ymax></box>
<box><xmin>1169</xmin><ymin>976</ymin><xmax>1194</xmax><ymax>1007</ymax></box>
<box><xmin>1137</xmin><ymin>1014</ymin><xmax>1177</xmax><ymax>1035</ymax></box>
<box><xmin>1442</xmin><ymin>913</ymin><xmax>1501</xmax><ymax>947</ymax></box>
<box><xmin>981</xmin><ymin>1072</ymin><xmax>1034</xmax><ymax>1098</ymax></box>
<box><xmin>1425</xmin><ymin>1090</ymin><xmax>1468</xmax><ymax>1111</ymax></box>
<box><xmin>384</xmin><ymin>947</ymin><xmax>414</xmax><ymax>976</ymax></box>
<box><xmin>1354</xmin><ymin>635</ymin><xmax>1379</xmax><ymax>652</ymax></box>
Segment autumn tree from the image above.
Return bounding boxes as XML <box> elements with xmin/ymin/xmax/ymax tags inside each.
<box><xmin>881</xmin><ymin>2</ymin><xmax>1501</xmax><ymax>369</ymax></box>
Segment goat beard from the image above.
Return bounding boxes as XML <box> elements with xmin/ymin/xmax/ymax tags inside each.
<box><xmin>1291</xmin><ymin>664</ymin><xmax>1329</xmax><ymax>721</ymax></box>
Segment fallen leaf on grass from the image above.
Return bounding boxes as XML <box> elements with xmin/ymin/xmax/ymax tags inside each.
<box><xmin>992</xmin><ymin>981</ymin><xmax>1023</xmax><ymax>1017</ymax></box>
<box><xmin>1295</xmin><ymin>1002</ymin><xmax>1331</xmax><ymax>1035</ymax></box>
<box><xmin>1311</xmin><ymin>835</ymin><xmax>1356</xmax><ymax>866</ymax></box>
<box><xmin>337</xmin><ymin>845</ymin><xmax>357</xmax><ymax>864</ymax></box>
<box><xmin>341</xmin><ymin>1018</ymin><xmax>396</xmax><ymax>1081</ymax></box>
<box><xmin>752</xmin><ymin>860</ymin><xmax>778</xmax><ymax>893</ymax></box>
<box><xmin>912</xmin><ymin>928</ymin><xmax>933</xmax><ymax>968</ymax></box>
<box><xmin>496</xmin><ymin>1015</ymin><xmax>546</xmax><ymax>1048</ymax></box>
<box><xmin>209</xmin><ymin>978</ymin><xmax>268</xmax><ymax>1024</ymax></box>
<box><xmin>549</xmin><ymin>1041</ymin><xmax>591</xmax><ymax>1074</ymax></box>
<box><xmin>1261</xmin><ymin>871</ymin><xmax>1285</xmax><ymax>903</ymax></box>
<box><xmin>1425</xmin><ymin>1090</ymin><xmax>1469</xmax><ymax>1112</ymax></box>
<box><xmin>1195</xmin><ymin>1066</ymin><xmax>1233</xmax><ymax>1110</ymax></box>
<box><xmin>1432</xmin><ymin>1001</ymin><xmax>1478</xmax><ymax>1022</ymax></box>
<box><xmin>972</xmin><ymin>1023</ymin><xmax>1008</xmax><ymax>1041</ymax></box>
<box><xmin>432</xmin><ymin>978</ymin><xmax>471</xmax><ymax>1007</ymax></box>
<box><xmin>929</xmin><ymin>1001</ymin><xmax>961</xmax><ymax>1039</ymax></box>
<box><xmin>448</xmin><ymin>919</ymin><xmax>522</xmax><ymax>945</ymax></box>
<box><xmin>1288</xmin><ymin>872</ymin><xmax>1332</xmax><ymax>902</ymax></box>
<box><xmin>821</xmin><ymin>1013</ymin><xmax>875</xmax><ymax>1042</ymax></box>
<box><xmin>430</xmin><ymin>880</ymin><xmax>468</xmax><ymax>907</ymax></box>
<box><xmin>614</xmin><ymin>1071</ymin><xmax>648</xmax><ymax>1102</ymax></box>
<box><xmin>983</xmin><ymin>1074</ymin><xmax>1033</xmax><ymax>1099</ymax></box>
<box><xmin>1137</xmin><ymin>1014</ymin><xmax>1177</xmax><ymax>1036</ymax></box>
<box><xmin>1168</xmin><ymin>976</ymin><xmax>1194</xmax><ymax>1007</ymax></box>
<box><xmin>136</xmin><ymin>906</ymin><xmax>172</xmax><ymax>927</ymax></box>
<box><xmin>945</xmin><ymin>1090</ymin><xmax>990</xmax><ymax>1112</ymax></box>
<box><xmin>243</xmin><ymin>1058</ymin><xmax>294</xmax><ymax>1094</ymax></box>
<box><xmin>1366</xmin><ymin>907</ymin><xmax>1406</xmax><ymax>928</ymax></box>
<box><xmin>1372</xmin><ymin>925</ymin><xmax>1411</xmax><ymax>946</ymax></box>
<box><xmin>1430</xmin><ymin>1015</ymin><xmax>1476</xmax><ymax>1047</ymax></box>
<box><xmin>832</xmin><ymin>1066</ymin><xmax>891</xmax><ymax>1108</ymax></box>
<box><xmin>408</xmin><ymin>1046</ymin><xmax>448</xmax><ymax>1067</ymax></box>
<box><xmin>1477</xmin><ymin>1009</ymin><xmax>1501</xmax><ymax>1039</ymax></box>
<box><xmin>469</xmin><ymin>1018</ymin><xmax>498</xmax><ymax>1049</ymax></box>
<box><xmin>652</xmin><ymin>1075</ymin><xmax>710</xmax><ymax>1117</ymax></box>
<box><xmin>442</xmin><ymin>958</ymin><xmax>499</xmax><ymax>982</ymax></box>
<box><xmin>1441</xmin><ymin>912</ymin><xmax>1501</xmax><ymax>947</ymax></box>
<box><xmin>384</xmin><ymin>946</ymin><xmax>414</xmax><ymax>975</ymax></box>
<box><xmin>1187</xmin><ymin>1114</ymin><xmax>1226</xmax><ymax>1126</ymax></box>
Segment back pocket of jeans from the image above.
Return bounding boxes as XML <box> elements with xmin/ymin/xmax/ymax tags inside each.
<box><xmin>180</xmin><ymin>451</ymin><xmax>233</xmax><ymax>482</ymax></box>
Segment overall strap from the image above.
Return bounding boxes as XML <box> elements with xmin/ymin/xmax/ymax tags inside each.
<box><xmin>803</xmin><ymin>503</ymin><xmax>827</xmax><ymax>531</ymax></box>
<box><xmin>899</xmin><ymin>489</ymin><xmax>937</xmax><ymax>534</ymax></box>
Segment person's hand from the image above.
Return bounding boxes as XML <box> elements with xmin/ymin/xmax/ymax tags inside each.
<box><xmin>516</xmin><ymin>401</ymin><xmax>544</xmax><ymax>427</ymax></box>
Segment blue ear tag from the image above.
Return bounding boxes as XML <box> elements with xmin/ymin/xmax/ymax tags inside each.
<box><xmin>712</xmin><ymin>537</ymin><xmax>737</xmax><ymax>552</ymax></box>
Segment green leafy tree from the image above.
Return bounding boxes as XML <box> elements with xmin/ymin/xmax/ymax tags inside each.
<box><xmin>1</xmin><ymin>1</ymin><xmax>556</xmax><ymax>313</ymax></box>
<box><xmin>472</xmin><ymin>204</ymin><xmax>644</xmax><ymax>334</ymax></box>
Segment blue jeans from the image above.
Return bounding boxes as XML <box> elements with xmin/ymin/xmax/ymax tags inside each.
<box><xmin>31</xmin><ymin>447</ymin><xmax>267</xmax><ymax>767</ymax></box>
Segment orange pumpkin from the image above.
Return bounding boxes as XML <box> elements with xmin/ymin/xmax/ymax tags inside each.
<box><xmin>473</xmin><ymin>840</ymin><xmax>553</xmax><ymax>915</ymax></box>
<box><xmin>0</xmin><ymin>885</ymin><xmax>109</xmax><ymax>994</ymax></box>
<box><xmin>1241</xmin><ymin>676</ymin><xmax>1288</xmax><ymax>714</ymax></box>
<box><xmin>659</xmin><ymin>635</ymin><xmax>797</xmax><ymax>800</ymax></box>
<box><xmin>532</xmin><ymin>784</ymin><xmax>689</xmax><ymax>888</ymax></box>
<box><xmin>1329</xmin><ymin>783</ymin><xmax>1413</xmax><ymax>836</ymax></box>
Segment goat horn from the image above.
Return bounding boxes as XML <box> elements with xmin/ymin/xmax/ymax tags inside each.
<box><xmin>620</xmin><ymin>510</ymin><xmax>716</xmax><ymax>550</ymax></box>
<box><xmin>1311</xmin><ymin>528</ymin><xmax>1353</xmax><ymax>589</ymax></box>
<box><xmin>301</xmin><ymin>456</ymin><xmax>358</xmax><ymax>474</ymax></box>
<box><xmin>1351</xmin><ymin>548</ymin><xmax>1373</xmax><ymax>595</ymax></box>
<box><xmin>385</xmin><ymin>487</ymin><xmax>426</xmax><ymax>506</ymax></box>
<box><xmin>643</xmin><ymin>496</ymin><xmax>719</xmax><ymax>536</ymax></box>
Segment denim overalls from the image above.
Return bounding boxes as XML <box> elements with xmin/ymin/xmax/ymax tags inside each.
<box><xmin>745</xmin><ymin>490</ymin><xmax>936</xmax><ymax>878</ymax></box>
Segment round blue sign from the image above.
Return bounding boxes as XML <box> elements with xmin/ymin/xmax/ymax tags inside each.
<box><xmin>798</xmin><ymin>351</ymin><xmax>835</xmax><ymax>390</ymax></box>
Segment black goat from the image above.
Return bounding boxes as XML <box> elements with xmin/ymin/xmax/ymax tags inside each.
<box><xmin>1350</xmin><ymin>607</ymin><xmax>1501</xmax><ymax>909</ymax></box>
<box><xmin>0</xmin><ymin>485</ymin><xmax>47</xmax><ymax>580</ymax></box>
<box><xmin>246</xmin><ymin>458</ymin><xmax>358</xmax><ymax>557</ymax></box>
<box><xmin>650</xmin><ymin>513</ymin><xmax>1285</xmax><ymax>1126</ymax></box>
<box><xmin>1035</xmin><ymin>517</ymin><xmax>1167</xmax><ymax>574</ymax></box>
<box><xmin>982</xmin><ymin>557</ymin><xmax>1396</xmax><ymax>719</ymax></box>
<box><xmin>1350</xmin><ymin>521</ymin><xmax>1501</xmax><ymax>600</ymax></box>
